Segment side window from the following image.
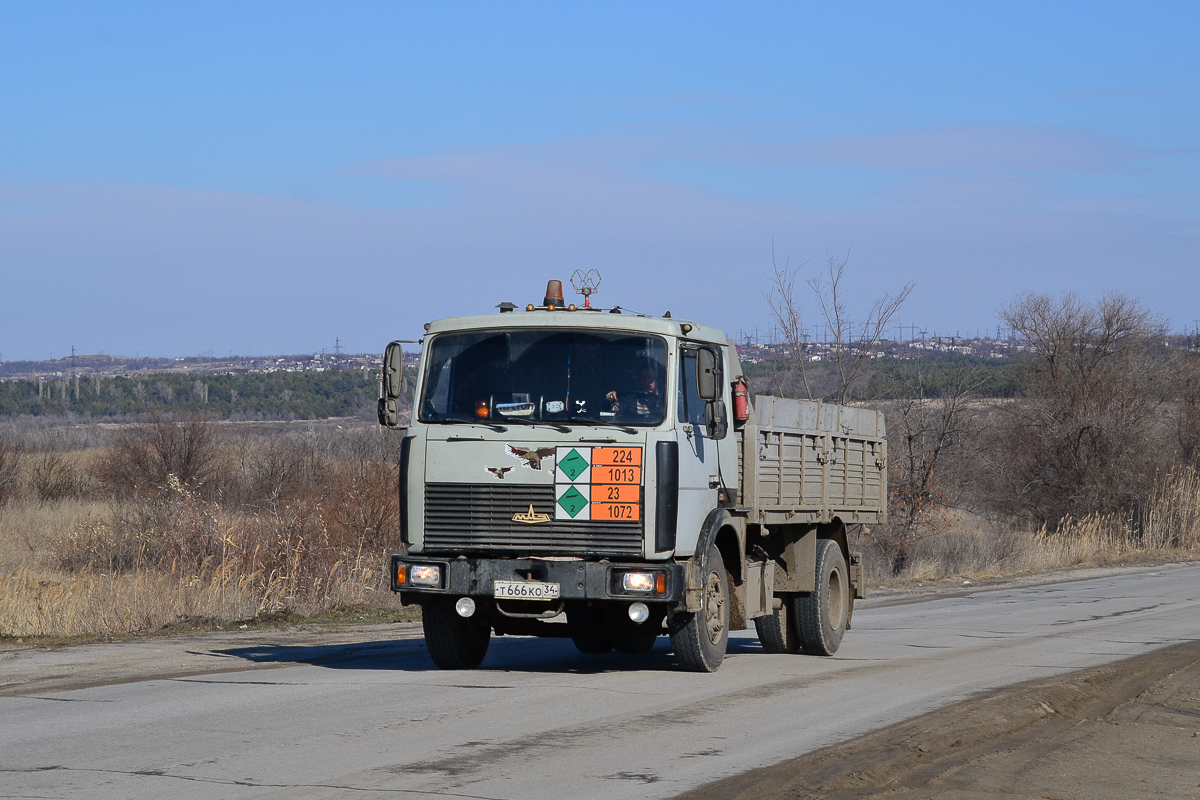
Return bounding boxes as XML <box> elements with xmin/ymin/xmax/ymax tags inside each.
<box><xmin>677</xmin><ymin>350</ymin><xmax>707</xmax><ymax>429</ymax></box>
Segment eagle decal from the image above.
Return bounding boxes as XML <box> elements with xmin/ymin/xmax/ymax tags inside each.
<box><xmin>507</xmin><ymin>444</ymin><xmax>556</xmax><ymax>470</ymax></box>
<box><xmin>486</xmin><ymin>466</ymin><xmax>513</xmax><ymax>479</ymax></box>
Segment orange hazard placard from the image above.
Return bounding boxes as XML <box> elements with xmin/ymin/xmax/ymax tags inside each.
<box><xmin>591</xmin><ymin>483</ymin><xmax>640</xmax><ymax>504</ymax></box>
<box><xmin>592</xmin><ymin>465</ymin><xmax>641</xmax><ymax>485</ymax></box>
<box><xmin>592</xmin><ymin>502</ymin><xmax>640</xmax><ymax>522</ymax></box>
<box><xmin>591</xmin><ymin>447</ymin><xmax>642</xmax><ymax>467</ymax></box>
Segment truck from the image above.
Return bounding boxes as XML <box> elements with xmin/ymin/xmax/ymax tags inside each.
<box><xmin>378</xmin><ymin>278</ymin><xmax>887</xmax><ymax>672</ymax></box>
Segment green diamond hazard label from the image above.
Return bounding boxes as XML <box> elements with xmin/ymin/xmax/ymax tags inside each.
<box><xmin>556</xmin><ymin>448</ymin><xmax>589</xmax><ymax>482</ymax></box>
<box><xmin>556</xmin><ymin>485</ymin><xmax>589</xmax><ymax>519</ymax></box>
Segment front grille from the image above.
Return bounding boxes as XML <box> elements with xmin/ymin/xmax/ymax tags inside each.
<box><xmin>423</xmin><ymin>483</ymin><xmax>644</xmax><ymax>556</ymax></box>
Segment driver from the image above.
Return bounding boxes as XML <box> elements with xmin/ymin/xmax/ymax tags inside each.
<box><xmin>606</xmin><ymin>366</ymin><xmax>663</xmax><ymax>418</ymax></box>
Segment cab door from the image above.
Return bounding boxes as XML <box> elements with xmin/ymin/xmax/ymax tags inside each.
<box><xmin>675</xmin><ymin>346</ymin><xmax>719</xmax><ymax>555</ymax></box>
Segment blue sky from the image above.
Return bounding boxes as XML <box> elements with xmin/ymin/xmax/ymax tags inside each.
<box><xmin>1</xmin><ymin>2</ymin><xmax>1197</xmax><ymax>360</ymax></box>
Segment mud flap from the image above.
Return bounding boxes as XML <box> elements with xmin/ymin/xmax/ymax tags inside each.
<box><xmin>849</xmin><ymin>552</ymin><xmax>865</xmax><ymax>600</ymax></box>
<box><xmin>743</xmin><ymin>559</ymin><xmax>775</xmax><ymax>620</ymax></box>
<box><xmin>847</xmin><ymin>552</ymin><xmax>865</xmax><ymax>631</ymax></box>
<box><xmin>685</xmin><ymin>559</ymin><xmax>703</xmax><ymax>612</ymax></box>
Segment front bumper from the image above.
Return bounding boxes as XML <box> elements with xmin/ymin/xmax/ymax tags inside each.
<box><xmin>390</xmin><ymin>555</ymin><xmax>685</xmax><ymax>604</ymax></box>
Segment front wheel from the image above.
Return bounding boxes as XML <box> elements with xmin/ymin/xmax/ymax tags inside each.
<box><xmin>423</xmin><ymin>597</ymin><xmax>491</xmax><ymax>669</ymax></box>
<box><xmin>668</xmin><ymin>543</ymin><xmax>730</xmax><ymax>672</ymax></box>
<box><xmin>794</xmin><ymin>539</ymin><xmax>849</xmax><ymax>656</ymax></box>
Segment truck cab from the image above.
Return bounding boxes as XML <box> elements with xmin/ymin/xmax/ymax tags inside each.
<box><xmin>380</xmin><ymin>279</ymin><xmax>885</xmax><ymax>671</ymax></box>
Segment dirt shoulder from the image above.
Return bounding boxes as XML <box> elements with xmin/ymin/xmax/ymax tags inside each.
<box><xmin>676</xmin><ymin>639</ymin><xmax>1200</xmax><ymax>800</ymax></box>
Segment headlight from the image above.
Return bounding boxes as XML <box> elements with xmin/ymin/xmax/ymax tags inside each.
<box><xmin>410</xmin><ymin>564</ymin><xmax>441</xmax><ymax>586</ymax></box>
<box><xmin>622</xmin><ymin>572</ymin><xmax>655</xmax><ymax>592</ymax></box>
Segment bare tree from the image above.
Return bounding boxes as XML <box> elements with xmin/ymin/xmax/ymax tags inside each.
<box><xmin>764</xmin><ymin>247</ymin><xmax>813</xmax><ymax>399</ymax></box>
<box><xmin>990</xmin><ymin>292</ymin><xmax>1165</xmax><ymax>528</ymax></box>
<box><xmin>766</xmin><ymin>247</ymin><xmax>913</xmax><ymax>403</ymax></box>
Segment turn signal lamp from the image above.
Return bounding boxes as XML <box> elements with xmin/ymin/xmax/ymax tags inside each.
<box><xmin>395</xmin><ymin>563</ymin><xmax>407</xmax><ymax>585</ymax></box>
<box><xmin>544</xmin><ymin>280</ymin><xmax>565</xmax><ymax>309</ymax></box>
<box><xmin>410</xmin><ymin>564</ymin><xmax>441</xmax><ymax>587</ymax></box>
<box><xmin>475</xmin><ymin>400</ymin><xmax>489</xmax><ymax>419</ymax></box>
<box><xmin>656</xmin><ymin>573</ymin><xmax>667</xmax><ymax>594</ymax></box>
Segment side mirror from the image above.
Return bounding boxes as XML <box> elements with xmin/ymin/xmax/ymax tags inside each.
<box><xmin>696</xmin><ymin>347</ymin><xmax>721</xmax><ymax>401</ymax></box>
<box><xmin>383</xmin><ymin>341</ymin><xmax>405</xmax><ymax>400</ymax></box>
<box><xmin>378</xmin><ymin>397</ymin><xmax>401</xmax><ymax>428</ymax></box>
<box><xmin>705</xmin><ymin>398</ymin><xmax>728</xmax><ymax>440</ymax></box>
<box><xmin>380</xmin><ymin>341</ymin><xmax>405</xmax><ymax>428</ymax></box>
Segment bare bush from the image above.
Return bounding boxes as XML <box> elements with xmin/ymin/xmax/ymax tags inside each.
<box><xmin>0</xmin><ymin>437</ymin><xmax>22</xmax><ymax>507</ymax></box>
<box><xmin>93</xmin><ymin>415</ymin><xmax>221</xmax><ymax>498</ymax></box>
<box><xmin>237</xmin><ymin>433</ymin><xmax>329</xmax><ymax>508</ymax></box>
<box><xmin>987</xmin><ymin>293</ymin><xmax>1166</xmax><ymax>528</ymax></box>
<box><xmin>867</xmin><ymin>367</ymin><xmax>978</xmax><ymax>575</ymax></box>
<box><xmin>29</xmin><ymin>451</ymin><xmax>91</xmax><ymax>503</ymax></box>
<box><xmin>1166</xmin><ymin>349</ymin><xmax>1200</xmax><ymax>463</ymax></box>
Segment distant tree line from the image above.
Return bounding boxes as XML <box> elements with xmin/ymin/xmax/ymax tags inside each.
<box><xmin>0</xmin><ymin>367</ymin><xmax>417</xmax><ymax>420</ymax></box>
<box><xmin>743</xmin><ymin>352</ymin><xmax>1034</xmax><ymax>400</ymax></box>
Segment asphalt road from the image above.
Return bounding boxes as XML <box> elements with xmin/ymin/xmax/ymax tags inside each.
<box><xmin>3</xmin><ymin>564</ymin><xmax>1199</xmax><ymax>800</ymax></box>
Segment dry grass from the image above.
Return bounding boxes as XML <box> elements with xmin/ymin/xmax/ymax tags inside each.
<box><xmin>4</xmin><ymin>416</ymin><xmax>1199</xmax><ymax>640</ymax></box>
<box><xmin>863</xmin><ymin>467</ymin><xmax>1200</xmax><ymax>586</ymax></box>
<box><xmin>0</xmin><ymin>423</ymin><xmax>407</xmax><ymax>639</ymax></box>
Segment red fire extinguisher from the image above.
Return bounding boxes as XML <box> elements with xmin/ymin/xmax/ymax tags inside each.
<box><xmin>733</xmin><ymin>377</ymin><xmax>750</xmax><ymax>422</ymax></box>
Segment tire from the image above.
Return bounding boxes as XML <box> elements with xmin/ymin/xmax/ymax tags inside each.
<box><xmin>668</xmin><ymin>543</ymin><xmax>730</xmax><ymax>672</ymax></box>
<box><xmin>795</xmin><ymin>539</ymin><xmax>849</xmax><ymax>656</ymax></box>
<box><xmin>422</xmin><ymin>597</ymin><xmax>491</xmax><ymax>669</ymax></box>
<box><xmin>567</xmin><ymin>609</ymin><xmax>613</xmax><ymax>654</ymax></box>
<box><xmin>612</xmin><ymin>633</ymin><xmax>658</xmax><ymax>653</ymax></box>
<box><xmin>753</xmin><ymin>593</ymin><xmax>801</xmax><ymax>654</ymax></box>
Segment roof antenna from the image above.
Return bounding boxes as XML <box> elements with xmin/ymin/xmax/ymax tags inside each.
<box><xmin>570</xmin><ymin>269</ymin><xmax>601</xmax><ymax>308</ymax></box>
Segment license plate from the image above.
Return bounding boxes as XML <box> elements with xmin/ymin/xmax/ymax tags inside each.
<box><xmin>493</xmin><ymin>580</ymin><xmax>561</xmax><ymax>600</ymax></box>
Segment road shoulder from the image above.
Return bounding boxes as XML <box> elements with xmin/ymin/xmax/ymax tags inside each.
<box><xmin>674</xmin><ymin>638</ymin><xmax>1200</xmax><ymax>800</ymax></box>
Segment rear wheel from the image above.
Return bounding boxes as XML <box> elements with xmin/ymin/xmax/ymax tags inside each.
<box><xmin>754</xmin><ymin>593</ymin><xmax>801</xmax><ymax>653</ymax></box>
<box><xmin>668</xmin><ymin>543</ymin><xmax>729</xmax><ymax>672</ymax></box>
<box><xmin>795</xmin><ymin>539</ymin><xmax>849</xmax><ymax>656</ymax></box>
<box><xmin>423</xmin><ymin>597</ymin><xmax>490</xmax><ymax>669</ymax></box>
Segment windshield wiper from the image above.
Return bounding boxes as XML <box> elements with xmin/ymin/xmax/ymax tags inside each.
<box><xmin>498</xmin><ymin>417</ymin><xmax>572</xmax><ymax>433</ymax></box>
<box><xmin>565</xmin><ymin>418</ymin><xmax>639</xmax><ymax>435</ymax></box>
<box><xmin>431</xmin><ymin>418</ymin><xmax>508</xmax><ymax>433</ymax></box>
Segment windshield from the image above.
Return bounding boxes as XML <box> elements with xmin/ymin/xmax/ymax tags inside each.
<box><xmin>419</xmin><ymin>328</ymin><xmax>668</xmax><ymax>426</ymax></box>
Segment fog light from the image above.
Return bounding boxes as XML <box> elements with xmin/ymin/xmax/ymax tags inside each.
<box><xmin>622</xmin><ymin>572</ymin><xmax>655</xmax><ymax>592</ymax></box>
<box><xmin>410</xmin><ymin>564</ymin><xmax>441</xmax><ymax>587</ymax></box>
<box><xmin>455</xmin><ymin>597</ymin><xmax>476</xmax><ymax>618</ymax></box>
<box><xmin>628</xmin><ymin>602</ymin><xmax>650</xmax><ymax>623</ymax></box>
